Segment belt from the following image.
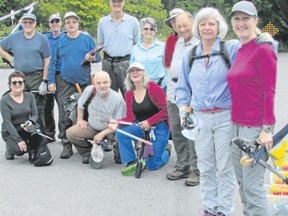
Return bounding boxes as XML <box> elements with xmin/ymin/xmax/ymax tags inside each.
<box><xmin>103</xmin><ymin>52</ymin><xmax>130</xmax><ymax>63</ymax></box>
<box><xmin>199</xmin><ymin>107</ymin><xmax>226</xmax><ymax>113</ymax></box>
<box><xmin>24</xmin><ymin>70</ymin><xmax>43</xmax><ymax>76</ymax></box>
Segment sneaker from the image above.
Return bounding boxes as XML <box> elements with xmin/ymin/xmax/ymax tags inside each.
<box><xmin>203</xmin><ymin>210</ymin><xmax>216</xmax><ymax>216</ymax></box>
<box><xmin>122</xmin><ymin>160</ymin><xmax>146</xmax><ymax>176</ymax></box>
<box><xmin>185</xmin><ymin>172</ymin><xmax>200</xmax><ymax>186</ymax></box>
<box><xmin>113</xmin><ymin>142</ymin><xmax>121</xmax><ymax>164</ymax></box>
<box><xmin>60</xmin><ymin>141</ymin><xmax>73</xmax><ymax>159</ymax></box>
<box><xmin>166</xmin><ymin>168</ymin><xmax>192</xmax><ymax>180</ymax></box>
<box><xmin>5</xmin><ymin>150</ymin><xmax>14</xmax><ymax>160</ymax></box>
<box><xmin>100</xmin><ymin>139</ymin><xmax>113</xmax><ymax>152</ymax></box>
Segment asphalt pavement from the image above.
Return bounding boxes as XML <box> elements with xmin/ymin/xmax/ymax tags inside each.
<box><xmin>0</xmin><ymin>54</ymin><xmax>288</xmax><ymax>216</ymax></box>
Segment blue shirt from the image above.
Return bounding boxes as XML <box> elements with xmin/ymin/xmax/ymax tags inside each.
<box><xmin>97</xmin><ymin>13</ymin><xmax>140</xmax><ymax>57</ymax></box>
<box><xmin>44</xmin><ymin>31</ymin><xmax>64</xmax><ymax>72</ymax></box>
<box><xmin>48</xmin><ymin>32</ymin><xmax>101</xmax><ymax>85</ymax></box>
<box><xmin>0</xmin><ymin>31</ymin><xmax>50</xmax><ymax>73</ymax></box>
<box><xmin>175</xmin><ymin>38</ymin><xmax>240</xmax><ymax>110</ymax></box>
<box><xmin>130</xmin><ymin>39</ymin><xmax>167</xmax><ymax>88</ymax></box>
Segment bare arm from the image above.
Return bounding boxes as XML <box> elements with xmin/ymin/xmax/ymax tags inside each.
<box><xmin>0</xmin><ymin>46</ymin><xmax>13</xmax><ymax>62</ymax></box>
<box><xmin>42</xmin><ymin>57</ymin><xmax>50</xmax><ymax>80</ymax></box>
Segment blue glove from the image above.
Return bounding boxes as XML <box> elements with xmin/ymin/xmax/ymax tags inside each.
<box><xmin>38</xmin><ymin>81</ymin><xmax>48</xmax><ymax>95</ymax></box>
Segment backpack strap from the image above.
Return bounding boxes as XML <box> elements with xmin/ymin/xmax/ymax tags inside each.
<box><xmin>188</xmin><ymin>45</ymin><xmax>198</xmax><ymax>70</ymax></box>
<box><xmin>86</xmin><ymin>86</ymin><xmax>97</xmax><ymax>105</ymax></box>
<box><xmin>219</xmin><ymin>41</ymin><xmax>231</xmax><ymax>68</ymax></box>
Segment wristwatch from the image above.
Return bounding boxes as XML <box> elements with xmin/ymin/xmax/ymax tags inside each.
<box><xmin>262</xmin><ymin>125</ymin><xmax>273</xmax><ymax>133</ymax></box>
<box><xmin>42</xmin><ymin>79</ymin><xmax>48</xmax><ymax>83</ymax></box>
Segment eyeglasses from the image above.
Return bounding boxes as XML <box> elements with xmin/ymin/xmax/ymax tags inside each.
<box><xmin>65</xmin><ymin>20</ymin><xmax>78</xmax><ymax>25</ymax></box>
<box><xmin>50</xmin><ymin>19</ymin><xmax>60</xmax><ymax>24</ymax></box>
<box><xmin>143</xmin><ymin>27</ymin><xmax>155</xmax><ymax>31</ymax></box>
<box><xmin>22</xmin><ymin>21</ymin><xmax>35</xmax><ymax>25</ymax></box>
<box><xmin>111</xmin><ymin>0</ymin><xmax>124</xmax><ymax>4</ymax></box>
<box><xmin>11</xmin><ymin>80</ymin><xmax>24</xmax><ymax>86</ymax></box>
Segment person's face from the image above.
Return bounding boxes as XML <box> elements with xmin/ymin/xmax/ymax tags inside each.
<box><xmin>198</xmin><ymin>17</ymin><xmax>218</xmax><ymax>42</ymax></box>
<box><xmin>64</xmin><ymin>17</ymin><xmax>79</xmax><ymax>34</ymax></box>
<box><xmin>22</xmin><ymin>18</ymin><xmax>36</xmax><ymax>33</ymax></box>
<box><xmin>10</xmin><ymin>77</ymin><xmax>24</xmax><ymax>93</ymax></box>
<box><xmin>49</xmin><ymin>19</ymin><xmax>62</xmax><ymax>32</ymax></box>
<box><xmin>141</xmin><ymin>23</ymin><xmax>156</xmax><ymax>40</ymax></box>
<box><xmin>110</xmin><ymin>0</ymin><xmax>125</xmax><ymax>13</ymax></box>
<box><xmin>94</xmin><ymin>76</ymin><xmax>111</xmax><ymax>97</ymax></box>
<box><xmin>231</xmin><ymin>12</ymin><xmax>258</xmax><ymax>43</ymax></box>
<box><xmin>176</xmin><ymin>15</ymin><xmax>193</xmax><ymax>42</ymax></box>
<box><xmin>129</xmin><ymin>68</ymin><xmax>144</xmax><ymax>83</ymax></box>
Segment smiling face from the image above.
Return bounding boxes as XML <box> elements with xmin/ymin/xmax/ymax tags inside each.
<box><xmin>10</xmin><ymin>77</ymin><xmax>25</xmax><ymax>95</ymax></box>
<box><xmin>64</xmin><ymin>17</ymin><xmax>79</xmax><ymax>34</ymax></box>
<box><xmin>128</xmin><ymin>67</ymin><xmax>144</xmax><ymax>84</ymax></box>
<box><xmin>141</xmin><ymin>23</ymin><xmax>156</xmax><ymax>41</ymax></box>
<box><xmin>110</xmin><ymin>0</ymin><xmax>125</xmax><ymax>13</ymax></box>
<box><xmin>22</xmin><ymin>18</ymin><xmax>36</xmax><ymax>34</ymax></box>
<box><xmin>231</xmin><ymin>11</ymin><xmax>258</xmax><ymax>44</ymax></box>
<box><xmin>175</xmin><ymin>13</ymin><xmax>193</xmax><ymax>42</ymax></box>
<box><xmin>198</xmin><ymin>17</ymin><xmax>218</xmax><ymax>42</ymax></box>
<box><xmin>94</xmin><ymin>71</ymin><xmax>111</xmax><ymax>98</ymax></box>
<box><xmin>49</xmin><ymin>19</ymin><xmax>62</xmax><ymax>33</ymax></box>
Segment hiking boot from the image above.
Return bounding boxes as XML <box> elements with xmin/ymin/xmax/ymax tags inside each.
<box><xmin>5</xmin><ymin>150</ymin><xmax>14</xmax><ymax>160</ymax></box>
<box><xmin>82</xmin><ymin>156</ymin><xmax>90</xmax><ymax>164</ymax></box>
<box><xmin>60</xmin><ymin>140</ymin><xmax>73</xmax><ymax>159</ymax></box>
<box><xmin>185</xmin><ymin>172</ymin><xmax>200</xmax><ymax>186</ymax></box>
<box><xmin>166</xmin><ymin>168</ymin><xmax>192</xmax><ymax>180</ymax></box>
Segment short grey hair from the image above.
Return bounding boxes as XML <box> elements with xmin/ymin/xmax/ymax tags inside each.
<box><xmin>192</xmin><ymin>7</ymin><xmax>228</xmax><ymax>40</ymax></box>
<box><xmin>124</xmin><ymin>70</ymin><xmax>150</xmax><ymax>91</ymax></box>
<box><xmin>140</xmin><ymin>17</ymin><xmax>157</xmax><ymax>32</ymax></box>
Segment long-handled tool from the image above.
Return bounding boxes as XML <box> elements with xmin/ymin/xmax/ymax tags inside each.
<box><xmin>21</xmin><ymin>120</ymin><xmax>54</xmax><ymax>141</ymax></box>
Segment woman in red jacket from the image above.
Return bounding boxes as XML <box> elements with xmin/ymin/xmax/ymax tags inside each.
<box><xmin>112</xmin><ymin>62</ymin><xmax>170</xmax><ymax>172</ymax></box>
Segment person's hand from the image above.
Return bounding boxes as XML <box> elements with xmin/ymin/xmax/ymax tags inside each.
<box><xmin>18</xmin><ymin>140</ymin><xmax>27</xmax><ymax>152</ymax></box>
<box><xmin>85</xmin><ymin>53</ymin><xmax>96</xmax><ymax>62</ymax></box>
<box><xmin>179</xmin><ymin>110</ymin><xmax>186</xmax><ymax>129</ymax></box>
<box><xmin>38</xmin><ymin>81</ymin><xmax>48</xmax><ymax>95</ymax></box>
<box><xmin>107</xmin><ymin>119</ymin><xmax>118</xmax><ymax>131</ymax></box>
<box><xmin>139</xmin><ymin>120</ymin><xmax>150</xmax><ymax>131</ymax></box>
<box><xmin>94</xmin><ymin>132</ymin><xmax>105</xmax><ymax>144</ymax></box>
<box><xmin>48</xmin><ymin>84</ymin><xmax>56</xmax><ymax>93</ymax></box>
<box><xmin>77</xmin><ymin>119</ymin><xmax>88</xmax><ymax>129</ymax></box>
<box><xmin>258</xmin><ymin>131</ymin><xmax>273</xmax><ymax>150</ymax></box>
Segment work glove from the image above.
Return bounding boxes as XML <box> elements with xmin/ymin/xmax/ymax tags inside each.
<box><xmin>179</xmin><ymin>110</ymin><xmax>186</xmax><ymax>129</ymax></box>
<box><xmin>38</xmin><ymin>81</ymin><xmax>48</xmax><ymax>95</ymax></box>
<box><xmin>10</xmin><ymin>58</ymin><xmax>15</xmax><ymax>67</ymax></box>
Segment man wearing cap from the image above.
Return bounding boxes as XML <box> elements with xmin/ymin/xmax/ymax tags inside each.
<box><xmin>48</xmin><ymin>11</ymin><xmax>101</xmax><ymax>159</ymax></box>
<box><xmin>43</xmin><ymin>13</ymin><xmax>64</xmax><ymax>142</ymax></box>
<box><xmin>97</xmin><ymin>0</ymin><xmax>140</xmax><ymax>97</ymax></box>
<box><xmin>163</xmin><ymin>8</ymin><xmax>184</xmax><ymax>69</ymax></box>
<box><xmin>0</xmin><ymin>13</ymin><xmax>50</xmax><ymax>134</ymax></box>
<box><xmin>66</xmin><ymin>71</ymin><xmax>126</xmax><ymax>164</ymax></box>
<box><xmin>166</xmin><ymin>12</ymin><xmax>200</xmax><ymax>187</ymax></box>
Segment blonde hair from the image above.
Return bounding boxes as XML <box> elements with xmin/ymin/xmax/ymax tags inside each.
<box><xmin>124</xmin><ymin>70</ymin><xmax>150</xmax><ymax>91</ymax></box>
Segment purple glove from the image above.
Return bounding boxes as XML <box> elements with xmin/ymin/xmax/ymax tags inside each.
<box><xmin>143</xmin><ymin>145</ymin><xmax>154</xmax><ymax>159</ymax></box>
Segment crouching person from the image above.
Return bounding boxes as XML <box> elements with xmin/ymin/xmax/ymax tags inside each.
<box><xmin>1</xmin><ymin>71</ymin><xmax>42</xmax><ymax>161</ymax></box>
<box><xmin>66</xmin><ymin>71</ymin><xmax>126</xmax><ymax>164</ymax></box>
<box><xmin>108</xmin><ymin>62</ymin><xmax>171</xmax><ymax>175</ymax></box>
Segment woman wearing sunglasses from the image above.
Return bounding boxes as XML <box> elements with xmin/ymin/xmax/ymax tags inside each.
<box><xmin>1</xmin><ymin>71</ymin><xmax>41</xmax><ymax>161</ymax></box>
<box><xmin>130</xmin><ymin>17</ymin><xmax>167</xmax><ymax>92</ymax></box>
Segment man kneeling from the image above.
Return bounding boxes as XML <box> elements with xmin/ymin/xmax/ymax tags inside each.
<box><xmin>66</xmin><ymin>71</ymin><xmax>126</xmax><ymax>164</ymax></box>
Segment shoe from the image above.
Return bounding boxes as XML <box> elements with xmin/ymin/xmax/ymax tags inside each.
<box><xmin>185</xmin><ymin>172</ymin><xmax>200</xmax><ymax>186</ymax></box>
<box><xmin>122</xmin><ymin>160</ymin><xmax>146</xmax><ymax>176</ymax></box>
<box><xmin>60</xmin><ymin>141</ymin><xmax>73</xmax><ymax>159</ymax></box>
<box><xmin>215</xmin><ymin>212</ymin><xmax>225</xmax><ymax>216</ymax></box>
<box><xmin>5</xmin><ymin>150</ymin><xmax>14</xmax><ymax>160</ymax></box>
<box><xmin>100</xmin><ymin>139</ymin><xmax>113</xmax><ymax>152</ymax></box>
<box><xmin>165</xmin><ymin>143</ymin><xmax>172</xmax><ymax>157</ymax></box>
<box><xmin>113</xmin><ymin>142</ymin><xmax>121</xmax><ymax>164</ymax></box>
<box><xmin>166</xmin><ymin>168</ymin><xmax>192</xmax><ymax>180</ymax></box>
<box><xmin>203</xmin><ymin>210</ymin><xmax>216</xmax><ymax>216</ymax></box>
<box><xmin>82</xmin><ymin>156</ymin><xmax>90</xmax><ymax>164</ymax></box>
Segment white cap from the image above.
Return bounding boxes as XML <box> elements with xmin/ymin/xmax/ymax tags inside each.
<box><xmin>64</xmin><ymin>11</ymin><xmax>79</xmax><ymax>20</ymax></box>
<box><xmin>229</xmin><ymin>1</ymin><xmax>258</xmax><ymax>17</ymax></box>
<box><xmin>127</xmin><ymin>62</ymin><xmax>145</xmax><ymax>72</ymax></box>
<box><xmin>49</xmin><ymin>13</ymin><xmax>61</xmax><ymax>22</ymax></box>
<box><xmin>163</xmin><ymin>8</ymin><xmax>184</xmax><ymax>28</ymax></box>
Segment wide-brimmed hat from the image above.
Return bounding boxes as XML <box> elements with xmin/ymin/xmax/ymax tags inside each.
<box><xmin>163</xmin><ymin>8</ymin><xmax>184</xmax><ymax>28</ymax></box>
<box><xmin>228</xmin><ymin>1</ymin><xmax>258</xmax><ymax>17</ymax></box>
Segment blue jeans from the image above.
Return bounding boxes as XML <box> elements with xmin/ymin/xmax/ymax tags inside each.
<box><xmin>116</xmin><ymin>121</ymin><xmax>170</xmax><ymax>170</ymax></box>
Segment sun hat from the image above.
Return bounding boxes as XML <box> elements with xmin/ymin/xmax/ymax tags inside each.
<box><xmin>22</xmin><ymin>13</ymin><xmax>36</xmax><ymax>21</ymax></box>
<box><xmin>49</xmin><ymin>13</ymin><xmax>61</xmax><ymax>22</ymax></box>
<box><xmin>63</xmin><ymin>11</ymin><xmax>79</xmax><ymax>20</ymax></box>
<box><xmin>228</xmin><ymin>1</ymin><xmax>258</xmax><ymax>17</ymax></box>
<box><xmin>163</xmin><ymin>8</ymin><xmax>184</xmax><ymax>28</ymax></box>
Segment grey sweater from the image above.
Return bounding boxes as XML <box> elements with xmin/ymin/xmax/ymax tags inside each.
<box><xmin>0</xmin><ymin>92</ymin><xmax>38</xmax><ymax>143</ymax></box>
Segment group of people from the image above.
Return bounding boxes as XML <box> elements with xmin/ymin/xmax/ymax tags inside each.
<box><xmin>0</xmin><ymin>0</ymin><xmax>277</xmax><ymax>216</ymax></box>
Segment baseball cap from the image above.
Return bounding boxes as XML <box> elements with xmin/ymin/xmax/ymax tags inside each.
<box><xmin>49</xmin><ymin>13</ymin><xmax>61</xmax><ymax>22</ymax></box>
<box><xmin>127</xmin><ymin>62</ymin><xmax>145</xmax><ymax>72</ymax></box>
<box><xmin>163</xmin><ymin>8</ymin><xmax>184</xmax><ymax>28</ymax></box>
<box><xmin>22</xmin><ymin>13</ymin><xmax>36</xmax><ymax>21</ymax></box>
<box><xmin>63</xmin><ymin>11</ymin><xmax>79</xmax><ymax>20</ymax></box>
<box><xmin>228</xmin><ymin>1</ymin><xmax>258</xmax><ymax>17</ymax></box>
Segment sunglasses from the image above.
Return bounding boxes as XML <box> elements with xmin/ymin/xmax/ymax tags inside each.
<box><xmin>22</xmin><ymin>21</ymin><xmax>35</xmax><ymax>25</ymax></box>
<box><xmin>143</xmin><ymin>27</ymin><xmax>155</xmax><ymax>31</ymax></box>
<box><xmin>50</xmin><ymin>19</ymin><xmax>60</xmax><ymax>24</ymax></box>
<box><xmin>11</xmin><ymin>80</ymin><xmax>24</xmax><ymax>86</ymax></box>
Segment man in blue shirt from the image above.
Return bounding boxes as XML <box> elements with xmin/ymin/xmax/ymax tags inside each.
<box><xmin>48</xmin><ymin>11</ymin><xmax>101</xmax><ymax>159</ymax></box>
<box><xmin>97</xmin><ymin>0</ymin><xmax>140</xmax><ymax>96</ymax></box>
<box><xmin>43</xmin><ymin>13</ymin><xmax>63</xmax><ymax>143</ymax></box>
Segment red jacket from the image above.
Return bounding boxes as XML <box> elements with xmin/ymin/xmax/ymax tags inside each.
<box><xmin>121</xmin><ymin>81</ymin><xmax>169</xmax><ymax>127</ymax></box>
<box><xmin>164</xmin><ymin>32</ymin><xmax>178</xmax><ymax>68</ymax></box>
